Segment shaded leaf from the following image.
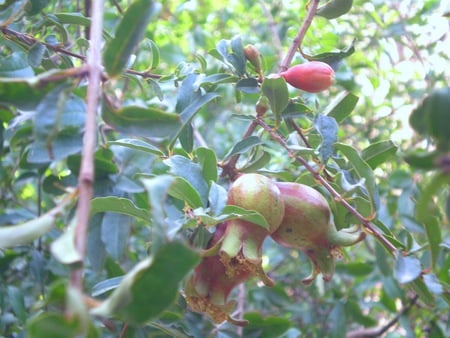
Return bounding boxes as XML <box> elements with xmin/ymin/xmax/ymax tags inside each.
<box><xmin>90</xmin><ymin>242</ymin><xmax>199</xmax><ymax>325</ymax></box>
<box><xmin>261</xmin><ymin>76</ymin><xmax>289</xmax><ymax>125</ymax></box>
<box><xmin>102</xmin><ymin>103</ymin><xmax>182</xmax><ymax>139</ymax></box>
<box><xmin>195</xmin><ymin>147</ymin><xmax>218</xmax><ymax>183</ymax></box>
<box><xmin>164</xmin><ymin>155</ymin><xmax>209</xmax><ymax>207</ymax></box>
<box><xmin>236</xmin><ymin>77</ymin><xmax>260</xmax><ymax>94</ymax></box>
<box><xmin>335</xmin><ymin>142</ymin><xmax>378</xmax><ymax>214</ymax></box>
<box><xmin>223</xmin><ymin>136</ymin><xmax>264</xmax><ymax>160</ymax></box>
<box><xmin>314</xmin><ymin>114</ymin><xmax>338</xmax><ymax>163</ymax></box>
<box><xmin>394</xmin><ymin>251</ymin><xmax>421</xmax><ymax>284</ymax></box>
<box><xmin>243</xmin><ymin>312</ymin><xmax>291</xmax><ymax>338</ymax></box>
<box><xmin>108</xmin><ymin>138</ymin><xmax>164</xmax><ymax>156</ymax></box>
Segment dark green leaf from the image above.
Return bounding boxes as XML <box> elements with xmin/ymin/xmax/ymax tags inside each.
<box><xmin>108</xmin><ymin>138</ymin><xmax>164</xmax><ymax>156</ymax></box>
<box><xmin>261</xmin><ymin>76</ymin><xmax>289</xmax><ymax>124</ymax></box>
<box><xmin>0</xmin><ymin>69</ymin><xmax>68</xmax><ymax>110</ymax></box>
<box><xmin>314</xmin><ymin>114</ymin><xmax>338</xmax><ymax>163</ymax></box>
<box><xmin>236</xmin><ymin>77</ymin><xmax>260</xmax><ymax>94</ymax></box>
<box><xmin>164</xmin><ymin>155</ymin><xmax>209</xmax><ymax>207</ymax></box>
<box><xmin>90</xmin><ymin>242</ymin><xmax>199</xmax><ymax>325</ymax></box>
<box><xmin>0</xmin><ymin>35</ymin><xmax>34</xmax><ymax>77</ymax></box>
<box><xmin>90</xmin><ymin>197</ymin><xmax>150</xmax><ymax>221</ymax></box>
<box><xmin>27</xmin><ymin>312</ymin><xmax>80</xmax><ymax>338</ymax></box>
<box><xmin>403</xmin><ymin>149</ymin><xmax>439</xmax><ymax>170</ymax></box>
<box><xmin>335</xmin><ymin>143</ymin><xmax>378</xmax><ymax>215</ymax></box>
<box><xmin>103</xmin><ymin>0</ymin><xmax>160</xmax><ymax>76</ymax></box>
<box><xmin>195</xmin><ymin>147</ymin><xmax>218</xmax><ymax>183</ymax></box>
<box><xmin>324</xmin><ymin>91</ymin><xmax>359</xmax><ymax>122</ymax></box>
<box><xmin>223</xmin><ymin>136</ymin><xmax>264</xmax><ymax>160</ymax></box>
<box><xmin>101</xmin><ymin>213</ymin><xmax>132</xmax><ymax>260</ymax></box>
<box><xmin>316</xmin><ymin>0</ymin><xmax>354</xmax><ymax>20</ymax></box>
<box><xmin>102</xmin><ymin>103</ymin><xmax>182</xmax><ymax>139</ymax></box>
<box><xmin>243</xmin><ymin>312</ymin><xmax>291</xmax><ymax>338</ymax></box>
<box><xmin>168</xmin><ymin>176</ymin><xmax>204</xmax><ymax>208</ymax></box>
<box><xmin>361</xmin><ymin>140</ymin><xmax>398</xmax><ymax>169</ymax></box>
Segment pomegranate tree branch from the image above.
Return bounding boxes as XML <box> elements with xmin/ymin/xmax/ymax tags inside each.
<box><xmin>279</xmin><ymin>0</ymin><xmax>320</xmax><ymax>72</ymax></box>
<box><xmin>221</xmin><ymin>0</ymin><xmax>320</xmax><ymax>177</ymax></box>
<box><xmin>255</xmin><ymin>118</ymin><xmax>397</xmax><ymax>255</ymax></box>
<box><xmin>70</xmin><ymin>0</ymin><xmax>104</xmax><ymax>290</ymax></box>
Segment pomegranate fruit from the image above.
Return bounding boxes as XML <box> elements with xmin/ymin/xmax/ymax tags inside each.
<box><xmin>280</xmin><ymin>61</ymin><xmax>335</xmax><ymax>93</ymax></box>
<box><xmin>203</xmin><ymin>173</ymin><xmax>285</xmax><ymax>286</ymax></box>
<box><xmin>184</xmin><ymin>223</ymin><xmax>251</xmax><ymax>326</ymax></box>
<box><xmin>271</xmin><ymin>182</ymin><xmax>365</xmax><ymax>284</ymax></box>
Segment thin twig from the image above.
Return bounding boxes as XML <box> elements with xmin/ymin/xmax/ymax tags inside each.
<box><xmin>255</xmin><ymin>118</ymin><xmax>397</xmax><ymax>254</ymax></box>
<box><xmin>70</xmin><ymin>0</ymin><xmax>104</xmax><ymax>291</ymax></box>
<box><xmin>279</xmin><ymin>0</ymin><xmax>320</xmax><ymax>72</ymax></box>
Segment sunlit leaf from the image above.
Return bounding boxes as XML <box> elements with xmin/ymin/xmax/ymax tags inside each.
<box><xmin>324</xmin><ymin>91</ymin><xmax>359</xmax><ymax>122</ymax></box>
<box><xmin>103</xmin><ymin>0</ymin><xmax>160</xmax><ymax>76</ymax></box>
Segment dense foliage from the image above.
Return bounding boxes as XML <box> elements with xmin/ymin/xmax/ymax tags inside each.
<box><xmin>0</xmin><ymin>0</ymin><xmax>449</xmax><ymax>337</ymax></box>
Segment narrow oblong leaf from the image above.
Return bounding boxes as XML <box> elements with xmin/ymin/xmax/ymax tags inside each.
<box><xmin>102</xmin><ymin>103</ymin><xmax>182</xmax><ymax>139</ymax></box>
<box><xmin>195</xmin><ymin>147</ymin><xmax>218</xmax><ymax>184</ymax></box>
<box><xmin>361</xmin><ymin>140</ymin><xmax>398</xmax><ymax>169</ymax></box>
<box><xmin>314</xmin><ymin>114</ymin><xmax>338</xmax><ymax>163</ymax></box>
<box><xmin>90</xmin><ymin>196</ymin><xmax>150</xmax><ymax>221</ymax></box>
<box><xmin>168</xmin><ymin>177</ymin><xmax>204</xmax><ymax>208</ymax></box>
<box><xmin>103</xmin><ymin>0</ymin><xmax>160</xmax><ymax>76</ymax></box>
<box><xmin>323</xmin><ymin>91</ymin><xmax>359</xmax><ymax>122</ymax></box>
<box><xmin>261</xmin><ymin>76</ymin><xmax>289</xmax><ymax>124</ymax></box>
<box><xmin>335</xmin><ymin>142</ymin><xmax>378</xmax><ymax>215</ymax></box>
<box><xmin>108</xmin><ymin>138</ymin><xmax>164</xmax><ymax>156</ymax></box>
<box><xmin>223</xmin><ymin>136</ymin><xmax>264</xmax><ymax>161</ymax></box>
<box><xmin>90</xmin><ymin>242</ymin><xmax>200</xmax><ymax>325</ymax></box>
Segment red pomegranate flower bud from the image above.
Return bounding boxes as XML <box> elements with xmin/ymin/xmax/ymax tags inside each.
<box><xmin>280</xmin><ymin>61</ymin><xmax>335</xmax><ymax>93</ymax></box>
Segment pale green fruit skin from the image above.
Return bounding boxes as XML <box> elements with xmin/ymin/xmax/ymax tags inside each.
<box><xmin>227</xmin><ymin>173</ymin><xmax>285</xmax><ymax>234</ymax></box>
<box><xmin>271</xmin><ymin>182</ymin><xmax>365</xmax><ymax>283</ymax></box>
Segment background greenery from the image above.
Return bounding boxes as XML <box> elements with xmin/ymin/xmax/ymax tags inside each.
<box><xmin>0</xmin><ymin>0</ymin><xmax>449</xmax><ymax>337</ymax></box>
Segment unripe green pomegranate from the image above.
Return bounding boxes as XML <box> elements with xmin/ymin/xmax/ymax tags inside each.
<box><xmin>203</xmin><ymin>173</ymin><xmax>285</xmax><ymax>287</ymax></box>
<box><xmin>271</xmin><ymin>182</ymin><xmax>365</xmax><ymax>284</ymax></box>
<box><xmin>280</xmin><ymin>61</ymin><xmax>335</xmax><ymax>93</ymax></box>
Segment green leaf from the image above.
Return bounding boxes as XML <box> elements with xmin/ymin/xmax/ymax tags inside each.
<box><xmin>403</xmin><ymin>149</ymin><xmax>439</xmax><ymax>170</ymax></box>
<box><xmin>361</xmin><ymin>140</ymin><xmax>398</xmax><ymax>169</ymax></box>
<box><xmin>102</xmin><ymin>103</ymin><xmax>182</xmax><ymax>139</ymax></box>
<box><xmin>236</xmin><ymin>77</ymin><xmax>260</xmax><ymax>94</ymax></box>
<box><xmin>241</xmin><ymin>151</ymin><xmax>271</xmax><ymax>172</ymax></box>
<box><xmin>101</xmin><ymin>212</ymin><xmax>132</xmax><ymax>260</ymax></box>
<box><xmin>261</xmin><ymin>76</ymin><xmax>289</xmax><ymax>124</ymax></box>
<box><xmin>394</xmin><ymin>251</ymin><xmax>422</xmax><ymax>284</ymax></box>
<box><xmin>307</xmin><ymin>40</ymin><xmax>355</xmax><ymax>69</ymax></box>
<box><xmin>27</xmin><ymin>312</ymin><xmax>81</xmax><ymax>338</ymax></box>
<box><xmin>423</xmin><ymin>273</ymin><xmax>443</xmax><ymax>294</ymax></box>
<box><xmin>7</xmin><ymin>286</ymin><xmax>26</xmax><ymax>324</ymax></box>
<box><xmin>90</xmin><ymin>242</ymin><xmax>199</xmax><ymax>325</ymax></box>
<box><xmin>164</xmin><ymin>155</ymin><xmax>209</xmax><ymax>207</ymax></box>
<box><xmin>314</xmin><ymin>114</ymin><xmax>338</xmax><ymax>163</ymax></box>
<box><xmin>328</xmin><ymin>301</ymin><xmax>347</xmax><ymax>338</ymax></box>
<box><xmin>323</xmin><ymin>91</ymin><xmax>359</xmax><ymax>122</ymax></box>
<box><xmin>223</xmin><ymin>135</ymin><xmax>264</xmax><ymax>161</ymax></box>
<box><xmin>316</xmin><ymin>0</ymin><xmax>353</xmax><ymax>20</ymax></box>
<box><xmin>195</xmin><ymin>147</ymin><xmax>218</xmax><ymax>183</ymax></box>
<box><xmin>103</xmin><ymin>0</ymin><xmax>160</xmax><ymax>76</ymax></box>
<box><xmin>28</xmin><ymin>84</ymin><xmax>85</xmax><ymax>164</ymax></box>
<box><xmin>90</xmin><ymin>196</ymin><xmax>151</xmax><ymax>221</ymax></box>
<box><xmin>0</xmin><ymin>69</ymin><xmax>68</xmax><ymax>110</ymax></box>
<box><xmin>215</xmin><ymin>36</ymin><xmax>247</xmax><ymax>76</ymax></box>
<box><xmin>335</xmin><ymin>142</ymin><xmax>378</xmax><ymax>215</ymax></box>
<box><xmin>409</xmin><ymin>278</ymin><xmax>435</xmax><ymax>307</ymax></box>
<box><xmin>168</xmin><ymin>176</ymin><xmax>204</xmax><ymax>208</ymax></box>
<box><xmin>0</xmin><ymin>35</ymin><xmax>34</xmax><ymax>77</ymax></box>
<box><xmin>108</xmin><ymin>138</ymin><xmax>164</xmax><ymax>157</ymax></box>
<box><xmin>243</xmin><ymin>312</ymin><xmax>291</xmax><ymax>338</ymax></box>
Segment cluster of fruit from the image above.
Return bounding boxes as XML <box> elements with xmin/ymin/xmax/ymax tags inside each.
<box><xmin>183</xmin><ymin>173</ymin><xmax>365</xmax><ymax>325</ymax></box>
